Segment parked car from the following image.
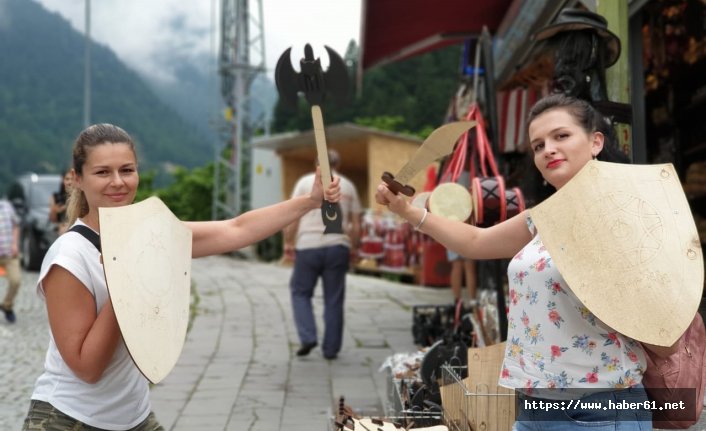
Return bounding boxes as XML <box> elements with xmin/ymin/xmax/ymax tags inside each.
<box><xmin>6</xmin><ymin>173</ymin><xmax>62</xmax><ymax>270</ymax></box>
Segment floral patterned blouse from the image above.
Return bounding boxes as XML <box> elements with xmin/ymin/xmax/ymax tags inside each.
<box><xmin>499</xmin><ymin>217</ymin><xmax>647</xmax><ymax>393</ymax></box>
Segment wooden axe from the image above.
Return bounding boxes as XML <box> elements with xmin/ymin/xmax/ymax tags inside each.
<box><xmin>275</xmin><ymin>44</ymin><xmax>348</xmax><ymax>234</ymax></box>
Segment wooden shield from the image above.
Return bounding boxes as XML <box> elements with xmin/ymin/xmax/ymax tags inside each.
<box><xmin>530</xmin><ymin>161</ymin><xmax>703</xmax><ymax>346</ymax></box>
<box><xmin>99</xmin><ymin>197</ymin><xmax>192</xmax><ymax>383</ymax></box>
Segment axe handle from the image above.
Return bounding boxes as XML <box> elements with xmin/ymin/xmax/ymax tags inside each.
<box><xmin>310</xmin><ymin>105</ymin><xmax>343</xmax><ymax>235</ymax></box>
<box><xmin>311</xmin><ymin>105</ymin><xmax>332</xmax><ymax>188</ymax></box>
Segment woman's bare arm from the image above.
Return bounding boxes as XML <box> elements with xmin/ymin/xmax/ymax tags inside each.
<box><xmin>43</xmin><ymin>265</ymin><xmax>122</xmax><ymax>384</ymax></box>
<box><xmin>375</xmin><ymin>183</ymin><xmax>532</xmax><ymax>260</ymax></box>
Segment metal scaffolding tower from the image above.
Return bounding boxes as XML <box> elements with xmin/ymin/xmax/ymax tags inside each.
<box><xmin>213</xmin><ymin>0</ymin><xmax>266</xmax><ymax>219</ymax></box>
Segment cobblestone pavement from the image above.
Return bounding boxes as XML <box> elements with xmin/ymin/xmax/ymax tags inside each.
<box><xmin>0</xmin><ymin>269</ymin><xmax>49</xmax><ymax>430</ymax></box>
<box><xmin>2</xmin><ymin>256</ymin><xmax>705</xmax><ymax>430</ymax></box>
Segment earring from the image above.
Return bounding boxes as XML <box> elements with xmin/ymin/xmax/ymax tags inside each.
<box><xmin>542</xmin><ymin>180</ymin><xmax>548</xmax><ymax>186</ymax></box>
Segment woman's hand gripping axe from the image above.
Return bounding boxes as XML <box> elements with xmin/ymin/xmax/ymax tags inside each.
<box><xmin>275</xmin><ymin>44</ymin><xmax>348</xmax><ymax>234</ymax></box>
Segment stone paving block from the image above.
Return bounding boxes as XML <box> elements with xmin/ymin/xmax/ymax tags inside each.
<box><xmin>151</xmin><ymin>383</ymin><xmax>193</xmax><ymax>401</ymax></box>
<box><xmin>150</xmin><ymin>400</ymin><xmax>181</xmax><ymax>429</ymax></box>
<box><xmin>203</xmin><ymin>362</ymin><xmax>247</xmax><ymax>379</ymax></box>
<box><xmin>281</xmin><ymin>406</ymin><xmax>332</xmax><ymax>429</ymax></box>
<box><xmin>224</xmin><ymin>417</ymin><xmax>276</xmax><ymax>431</ymax></box>
<box><xmin>172</xmin><ymin>413</ymin><xmax>230</xmax><ymax>430</ymax></box>
<box><xmin>181</xmin><ymin>395</ymin><xmax>238</xmax><ymax>416</ymax></box>
<box><xmin>156</xmin><ymin>368</ymin><xmax>202</xmax><ymax>386</ymax></box>
<box><xmin>236</xmin><ymin>387</ymin><xmax>286</xmax><ymax>404</ymax></box>
<box><xmin>283</xmin><ymin>392</ymin><xmax>333</xmax><ymax>407</ymax></box>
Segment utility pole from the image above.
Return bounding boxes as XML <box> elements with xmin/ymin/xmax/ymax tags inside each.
<box><xmin>83</xmin><ymin>0</ymin><xmax>91</xmax><ymax>128</ymax></box>
<box><xmin>213</xmin><ymin>0</ymin><xmax>266</xmax><ymax>219</ymax></box>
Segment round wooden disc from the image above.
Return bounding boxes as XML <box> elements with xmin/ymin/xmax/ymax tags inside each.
<box><xmin>429</xmin><ymin>182</ymin><xmax>472</xmax><ymax>222</ymax></box>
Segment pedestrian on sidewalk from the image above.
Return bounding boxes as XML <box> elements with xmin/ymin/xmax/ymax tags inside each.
<box><xmin>48</xmin><ymin>168</ymin><xmax>74</xmax><ymax>235</ymax></box>
<box><xmin>448</xmin><ymin>251</ymin><xmax>476</xmax><ymax>306</ymax></box>
<box><xmin>376</xmin><ymin>94</ymin><xmax>671</xmax><ymax>430</ymax></box>
<box><xmin>0</xmin><ymin>196</ymin><xmax>21</xmax><ymax>323</ymax></box>
<box><xmin>284</xmin><ymin>149</ymin><xmax>362</xmax><ymax>360</ymax></box>
<box><xmin>22</xmin><ymin>123</ymin><xmax>341</xmax><ymax>431</ymax></box>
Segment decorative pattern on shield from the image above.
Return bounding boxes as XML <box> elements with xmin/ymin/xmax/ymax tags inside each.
<box><xmin>529</xmin><ymin>161</ymin><xmax>703</xmax><ymax>346</ymax></box>
<box><xmin>100</xmin><ymin>197</ymin><xmax>192</xmax><ymax>383</ymax></box>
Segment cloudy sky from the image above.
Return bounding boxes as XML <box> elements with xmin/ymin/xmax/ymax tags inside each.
<box><xmin>35</xmin><ymin>0</ymin><xmax>362</xmax><ymax>83</ymax></box>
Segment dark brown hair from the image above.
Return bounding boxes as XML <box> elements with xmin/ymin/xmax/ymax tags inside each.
<box><xmin>66</xmin><ymin>124</ymin><xmax>137</xmax><ymax>225</ymax></box>
<box><xmin>527</xmin><ymin>93</ymin><xmax>629</xmax><ymax>163</ymax></box>
<box><xmin>521</xmin><ymin>94</ymin><xmax>629</xmax><ymax>205</ymax></box>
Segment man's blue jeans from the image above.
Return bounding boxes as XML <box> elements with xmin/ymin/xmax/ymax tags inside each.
<box><xmin>290</xmin><ymin>245</ymin><xmax>349</xmax><ymax>357</ymax></box>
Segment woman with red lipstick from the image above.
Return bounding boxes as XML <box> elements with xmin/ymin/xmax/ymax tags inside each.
<box><xmin>376</xmin><ymin>94</ymin><xmax>656</xmax><ymax>430</ymax></box>
<box><xmin>22</xmin><ymin>124</ymin><xmax>341</xmax><ymax>431</ymax></box>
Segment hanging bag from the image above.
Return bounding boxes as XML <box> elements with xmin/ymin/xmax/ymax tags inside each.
<box><xmin>642</xmin><ymin>312</ymin><xmax>706</xmax><ymax>429</ymax></box>
<box><xmin>463</xmin><ymin>103</ymin><xmax>526</xmax><ymax>227</ymax></box>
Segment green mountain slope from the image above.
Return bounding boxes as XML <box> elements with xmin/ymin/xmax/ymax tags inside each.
<box><xmin>0</xmin><ymin>0</ymin><xmax>212</xmax><ymax>186</ymax></box>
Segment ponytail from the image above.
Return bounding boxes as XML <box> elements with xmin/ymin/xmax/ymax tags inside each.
<box><xmin>65</xmin><ymin>184</ymin><xmax>88</xmax><ymax>227</ymax></box>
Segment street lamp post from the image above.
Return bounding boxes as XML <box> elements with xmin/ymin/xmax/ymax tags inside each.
<box><xmin>83</xmin><ymin>0</ymin><xmax>91</xmax><ymax>128</ymax></box>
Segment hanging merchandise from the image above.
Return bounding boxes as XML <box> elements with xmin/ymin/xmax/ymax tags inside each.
<box><xmin>380</xmin><ymin>215</ymin><xmax>408</xmax><ymax>273</ymax></box>
<box><xmin>497</xmin><ymin>87</ymin><xmax>539</xmax><ymax>153</ymax></box>
<box><xmin>533</xmin><ymin>8</ymin><xmax>621</xmax><ymax>102</ymax></box>
<box><xmin>443</xmin><ymin>31</ymin><xmax>525</xmax><ymax>228</ymax></box>
<box><xmin>359</xmin><ymin>209</ymin><xmax>385</xmax><ymax>261</ymax></box>
<box><xmin>439</xmin><ymin>103</ymin><xmax>527</xmax><ymax>228</ymax></box>
<box><xmin>455</xmin><ymin>104</ymin><xmax>527</xmax><ymax>228</ymax></box>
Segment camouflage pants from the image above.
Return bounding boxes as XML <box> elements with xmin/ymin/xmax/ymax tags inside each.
<box><xmin>22</xmin><ymin>400</ymin><xmax>165</xmax><ymax>431</ymax></box>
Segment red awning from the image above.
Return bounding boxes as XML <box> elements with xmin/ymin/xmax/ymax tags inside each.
<box><xmin>360</xmin><ymin>0</ymin><xmax>513</xmax><ymax>70</ymax></box>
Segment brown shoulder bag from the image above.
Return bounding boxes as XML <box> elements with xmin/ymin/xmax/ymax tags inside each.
<box><xmin>642</xmin><ymin>312</ymin><xmax>706</xmax><ymax>429</ymax></box>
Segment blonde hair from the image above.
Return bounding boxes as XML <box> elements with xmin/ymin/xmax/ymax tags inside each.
<box><xmin>65</xmin><ymin>124</ymin><xmax>136</xmax><ymax>226</ymax></box>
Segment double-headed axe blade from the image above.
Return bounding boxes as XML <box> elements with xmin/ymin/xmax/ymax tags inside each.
<box><xmin>275</xmin><ymin>44</ymin><xmax>349</xmax><ymax>109</ymax></box>
<box><xmin>382</xmin><ymin>121</ymin><xmax>477</xmax><ymax>196</ymax></box>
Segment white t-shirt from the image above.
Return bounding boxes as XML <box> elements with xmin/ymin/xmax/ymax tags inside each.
<box><xmin>291</xmin><ymin>171</ymin><xmax>362</xmax><ymax>250</ymax></box>
<box><xmin>31</xmin><ymin>220</ymin><xmax>151</xmax><ymax>430</ymax></box>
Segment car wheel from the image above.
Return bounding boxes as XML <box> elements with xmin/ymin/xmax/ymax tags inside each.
<box><xmin>21</xmin><ymin>230</ymin><xmax>41</xmax><ymax>271</ymax></box>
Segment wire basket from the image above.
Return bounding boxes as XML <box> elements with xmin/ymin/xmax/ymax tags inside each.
<box><xmin>387</xmin><ymin>375</ymin><xmax>444</xmax><ymax>428</ymax></box>
<box><xmin>440</xmin><ymin>365</ymin><xmax>515</xmax><ymax>431</ymax></box>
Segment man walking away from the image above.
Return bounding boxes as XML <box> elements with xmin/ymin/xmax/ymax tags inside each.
<box><xmin>0</xmin><ymin>197</ymin><xmax>21</xmax><ymax>323</ymax></box>
<box><xmin>285</xmin><ymin>150</ymin><xmax>362</xmax><ymax>360</ymax></box>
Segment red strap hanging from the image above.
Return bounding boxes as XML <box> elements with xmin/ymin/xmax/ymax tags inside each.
<box><xmin>440</xmin><ymin>102</ymin><xmax>499</xmax><ymax>185</ymax></box>
<box><xmin>441</xmin><ymin>105</ymin><xmax>474</xmax><ymax>183</ymax></box>
<box><xmin>468</xmin><ymin>103</ymin><xmax>500</xmax><ymax>178</ymax></box>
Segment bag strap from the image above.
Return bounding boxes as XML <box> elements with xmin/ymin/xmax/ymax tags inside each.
<box><xmin>470</xmin><ymin>104</ymin><xmax>500</xmax><ymax>178</ymax></box>
<box><xmin>440</xmin><ymin>107</ymin><xmax>472</xmax><ymax>183</ymax></box>
<box><xmin>69</xmin><ymin>225</ymin><xmax>101</xmax><ymax>253</ymax></box>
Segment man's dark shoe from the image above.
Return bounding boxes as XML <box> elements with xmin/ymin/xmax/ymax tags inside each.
<box><xmin>323</xmin><ymin>353</ymin><xmax>338</xmax><ymax>360</ymax></box>
<box><xmin>0</xmin><ymin>305</ymin><xmax>16</xmax><ymax>323</ymax></box>
<box><xmin>296</xmin><ymin>342</ymin><xmax>317</xmax><ymax>357</ymax></box>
